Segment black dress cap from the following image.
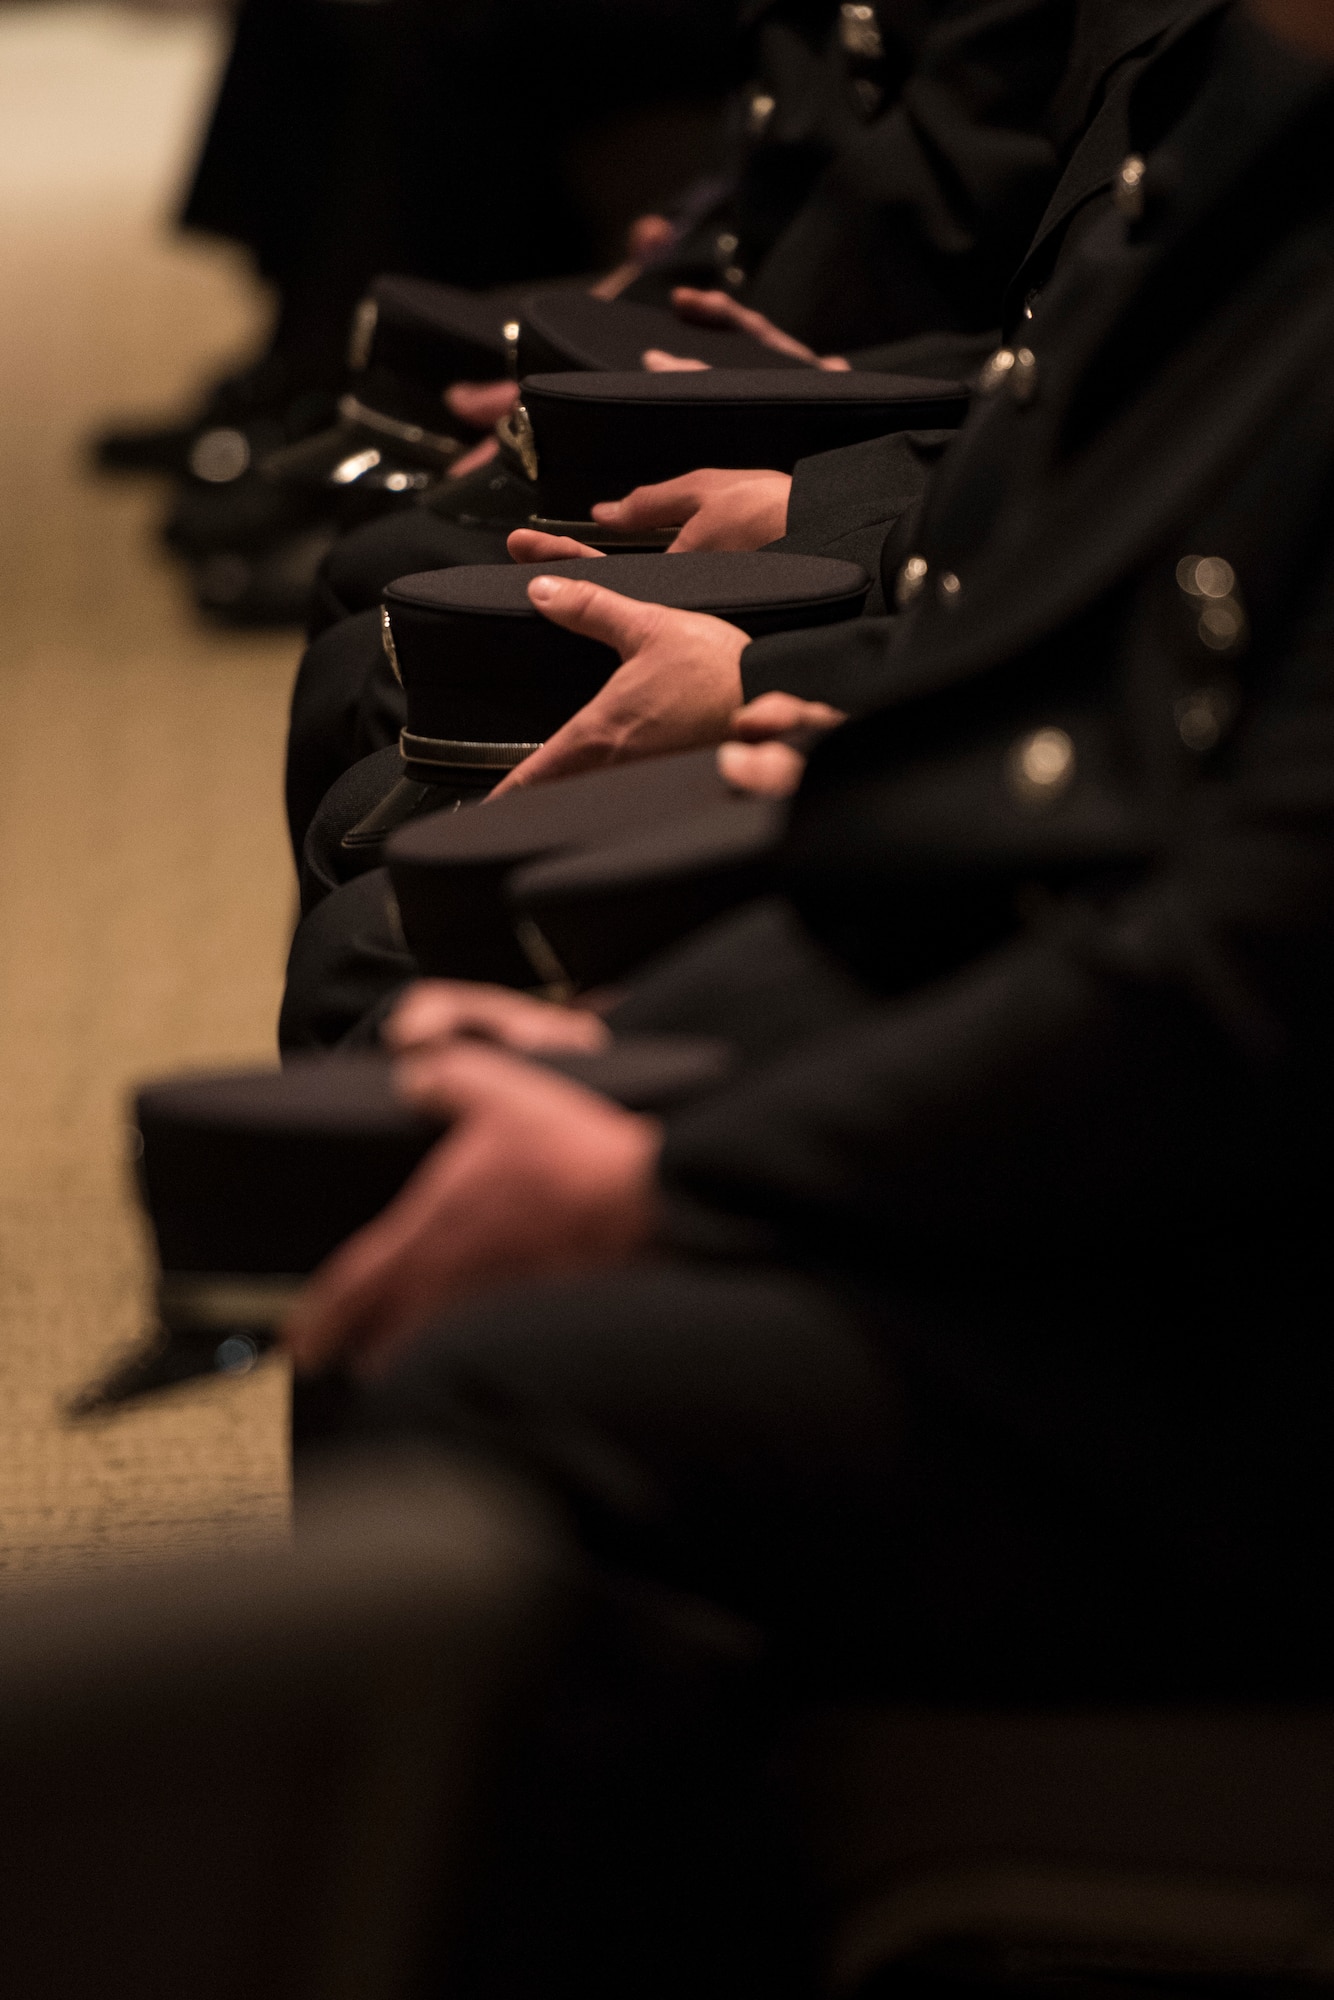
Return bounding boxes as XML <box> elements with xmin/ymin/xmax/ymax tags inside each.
<box><xmin>136</xmin><ymin>1037</ymin><xmax>732</xmax><ymax>1289</ymax></box>
<box><xmin>387</xmin><ymin>747</ymin><xmax>737</xmax><ymax>986</ymax></box>
<box><xmin>515</xmin><ymin>291</ymin><xmax>809</xmax><ymax>376</ymax></box>
<box><xmin>508</xmin><ymin>792</ymin><xmax>785</xmax><ymax>990</ymax></box>
<box><xmin>72</xmin><ymin>1037</ymin><xmax>733</xmax><ymax>1412</ymax></box>
<box><xmin>509</xmin><ymin>369</ymin><xmax>970</xmax><ymax>526</ymax></box>
<box><xmin>382</xmin><ymin>551</ymin><xmax>869</xmax><ymax>782</ymax></box>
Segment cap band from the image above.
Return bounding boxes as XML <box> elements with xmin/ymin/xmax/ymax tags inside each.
<box><xmin>400</xmin><ymin>728</ymin><xmax>543</xmax><ymax>772</ymax></box>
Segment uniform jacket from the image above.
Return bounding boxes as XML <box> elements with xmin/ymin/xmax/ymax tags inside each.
<box><xmin>769</xmin><ymin>0</ymin><xmax>1232</xmax><ymax>590</ymax></box>
<box><xmin>741</xmin><ymin>0</ymin><xmax>1206</xmax><ymax>352</ymax></box>
<box><xmin>634</xmin><ymin>0</ymin><xmax>943</xmax><ymax>303</ymax></box>
<box><xmin>656</xmin><ymin>17</ymin><xmax>1334</xmax><ymax>1309</ymax></box>
<box><xmin>635</xmin><ymin>0</ymin><xmax>1206</xmax><ymax>355</ymax></box>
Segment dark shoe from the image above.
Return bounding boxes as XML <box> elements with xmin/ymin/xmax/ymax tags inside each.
<box><xmin>90</xmin><ymin>353</ymin><xmax>337</xmax><ymax>481</ymax></box>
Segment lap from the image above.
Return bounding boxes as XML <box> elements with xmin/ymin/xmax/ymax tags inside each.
<box><xmin>279</xmin><ymin>865</ymin><xmax>415</xmax><ymax>1052</ymax></box>
<box><xmin>299</xmin><ymin>746</ymin><xmax>415</xmax><ymax>915</ymax></box>
<box><xmin>359</xmin><ymin>1250</ymin><xmax>1334</xmax><ymax>1701</ymax></box>
<box><xmin>369</xmin><ymin>1260</ymin><xmax>904</xmax><ymax>1686</ymax></box>
<box><xmin>299</xmin><ymin>746</ymin><xmax>494</xmax><ymax>916</ymax></box>
<box><xmin>285</xmin><ymin>607</ymin><xmax>404</xmax><ymax>861</ymax></box>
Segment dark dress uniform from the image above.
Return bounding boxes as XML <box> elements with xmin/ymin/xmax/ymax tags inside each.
<box><xmin>333</xmin><ymin>5</ymin><xmax>1334</xmax><ymax>1694</ymax></box>
<box><xmin>316</xmin><ymin>26</ymin><xmax>1334</xmax><ymax>1994</ymax></box>
<box><xmin>284</xmin><ymin>0</ymin><xmax>1225</xmax><ymax>869</ymax></box>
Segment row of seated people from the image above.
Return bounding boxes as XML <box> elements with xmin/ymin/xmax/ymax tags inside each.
<box><xmin>98</xmin><ymin>0</ymin><xmax>947</xmax><ymax>621</ymax></box>
<box><xmin>102</xmin><ymin>1</ymin><xmax>1334</xmax><ymax>1993</ymax></box>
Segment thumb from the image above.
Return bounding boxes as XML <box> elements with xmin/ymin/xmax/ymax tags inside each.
<box><xmin>527</xmin><ymin>576</ymin><xmax>663</xmax><ymax>658</ymax></box>
<box><xmin>395</xmin><ymin>1040</ymin><xmax>598</xmax><ymax>1122</ymax></box>
<box><xmin>641</xmin><ymin>349</ymin><xmax>712</xmax><ymax>373</ymax></box>
<box><xmin>508</xmin><ymin>528</ymin><xmax>604</xmax><ymax>563</ymax></box>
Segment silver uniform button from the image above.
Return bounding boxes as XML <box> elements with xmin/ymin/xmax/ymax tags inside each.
<box><xmin>1175</xmin><ymin>688</ymin><xmax>1231</xmax><ymax>753</ymax></box>
<box><xmin>978</xmin><ymin>345</ymin><xmax>1036</xmax><ymax>405</ymax></box>
<box><xmin>840</xmin><ymin>3</ymin><xmax>884</xmax><ymax>58</ymax></box>
<box><xmin>937</xmin><ymin>570</ymin><xmax>963</xmax><ymax>607</ymax></box>
<box><xmin>1010</xmin><ymin>347</ymin><xmax>1038</xmax><ymax>406</ymax></box>
<box><xmin>723</xmin><ymin>264</ymin><xmax>747</xmax><ymax>289</ymax></box>
<box><xmin>1176</xmin><ymin>554</ymin><xmax>1236</xmax><ymax>600</ymax></box>
<box><xmin>1198</xmin><ymin>600</ymin><xmax>1247</xmax><ymax>652</ymax></box>
<box><xmin>1113</xmin><ymin>153</ymin><xmax>1148</xmax><ymax>221</ymax></box>
<box><xmin>715</xmin><ymin>231</ymin><xmax>739</xmax><ymax>258</ymax></box>
<box><xmin>748</xmin><ymin>91</ymin><xmax>775</xmax><ymax>137</ymax></box>
<box><xmin>1008</xmin><ymin>727</ymin><xmax>1076</xmax><ymax>804</ymax></box>
<box><xmin>978</xmin><ymin>347</ymin><xmax>1016</xmax><ymax>395</ymax></box>
<box><xmin>895</xmin><ymin>555</ymin><xmax>929</xmax><ymax>608</ymax></box>
<box><xmin>1176</xmin><ymin>554</ymin><xmax>1247</xmax><ymax>653</ymax></box>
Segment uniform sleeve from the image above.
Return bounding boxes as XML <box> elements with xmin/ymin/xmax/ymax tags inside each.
<box><xmin>662</xmin><ymin>544</ymin><xmax>1334</xmax><ymax>1269</ymax></box>
<box><xmin>740</xmin><ymin>613</ymin><xmax>906</xmax><ymax>709</ymax></box>
<box><xmin>780</xmin><ymin>426</ymin><xmax>949</xmax><ymax>553</ymax></box>
<box><xmin>746</xmin><ymin>0</ymin><xmax>1077</xmax><ymax>353</ymax></box>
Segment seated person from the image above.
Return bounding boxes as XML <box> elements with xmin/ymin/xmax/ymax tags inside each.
<box><xmin>286</xmin><ymin>0</ymin><xmax>1229</xmax><ymax>858</ymax></box>
<box><xmin>279</xmin><ymin>0</ymin><xmax>1239</xmax><ymax>1043</ymax></box>
<box><xmin>278</xmin><ymin>11</ymin><xmax>1334</xmax><ymax>1994</ymax></box>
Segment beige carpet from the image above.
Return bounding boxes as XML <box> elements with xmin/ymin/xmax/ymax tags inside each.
<box><xmin>0</xmin><ymin>3</ymin><xmax>295</xmax><ymax>1575</ymax></box>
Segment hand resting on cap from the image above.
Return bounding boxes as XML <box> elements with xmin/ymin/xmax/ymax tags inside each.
<box><xmin>437</xmin><ymin>215</ymin><xmax>685</xmax><ymax>481</ymax></box>
<box><xmin>487</xmin><ymin>577</ymin><xmax>749</xmax><ymax>794</ymax></box>
<box><xmin>508</xmin><ymin>466</ymin><xmax>793</xmax><ymax>563</ymax></box>
<box><xmin>440</xmin><ymin>379</ymin><xmax>516</xmax><ymax>481</ymax></box>
<box><xmin>642</xmin><ymin>288</ymin><xmax>851</xmax><ymax>373</ymax></box>
<box><xmin>385</xmin><ymin>981</ymin><xmax>610</xmax><ymax>1060</ymax></box>
<box><xmin>489</xmin><ymin>586</ymin><xmax>848</xmax><ymax>795</ymax></box>
<box><xmin>282</xmin><ymin>1042</ymin><xmax>660</xmax><ymax>1377</ymax></box>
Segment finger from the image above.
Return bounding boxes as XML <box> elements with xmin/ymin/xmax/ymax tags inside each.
<box><xmin>670</xmin><ymin>289</ymin><xmax>819</xmax><ymax>362</ymax></box>
<box><xmin>588</xmin><ymin>260</ymin><xmax>641</xmax><ymax>302</ymax></box>
<box><xmin>526</xmin><ymin>574</ymin><xmax>665</xmax><ymax>656</ymax></box>
<box><xmin>727</xmin><ymin>692</ymin><xmax>847</xmax><ymax>740</ymax></box>
<box><xmin>670</xmin><ymin>286</ymin><xmax>744</xmax><ymax>327</ymax></box>
<box><xmin>448</xmin><ymin>436</ymin><xmax>500</xmax><ymax>479</ymax></box>
<box><xmin>284</xmin><ymin>1137</ymin><xmax>477</xmax><ymax>1372</ymax></box>
<box><xmin>394</xmin><ymin>1038</ymin><xmax>605</xmax><ymax>1124</ymax></box>
<box><xmin>283</xmin><ymin>1195</ymin><xmax>428</xmax><ymax>1372</ymax></box>
<box><xmin>384</xmin><ymin>980</ymin><xmax>484</xmax><ymax>1050</ymax></box>
<box><xmin>592</xmin><ymin>476</ymin><xmax>698</xmax><ymax>530</ymax></box>
<box><xmin>818</xmin><ymin>355</ymin><xmax>852</xmax><ymax>372</ymax></box>
<box><xmin>627</xmin><ymin>213</ymin><xmax>677</xmax><ymax>261</ymax></box>
<box><xmin>716</xmin><ymin>739</ymin><xmax>807</xmax><ymax>798</ymax></box>
<box><xmin>666</xmin><ymin>512</ymin><xmax>719</xmax><ymax>553</ymax></box>
<box><xmin>446</xmin><ymin>380</ymin><xmax>519</xmax><ymax>428</ymax></box>
<box><xmin>407</xmin><ymin>1005</ymin><xmax>611</xmax><ymax>1056</ymax></box>
<box><xmin>508</xmin><ymin>529</ymin><xmax>603</xmax><ymax>563</ymax></box>
<box><xmin>385</xmin><ymin>981</ymin><xmax>608</xmax><ymax>1055</ymax></box>
<box><xmin>641</xmin><ymin>348</ymin><xmax>712</xmax><ymax>373</ymax></box>
<box><xmin>486</xmin><ymin>715</ymin><xmax>615</xmax><ymax>795</ymax></box>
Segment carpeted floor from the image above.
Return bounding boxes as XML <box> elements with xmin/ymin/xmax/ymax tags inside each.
<box><xmin>0</xmin><ymin>3</ymin><xmax>294</xmax><ymax>1574</ymax></box>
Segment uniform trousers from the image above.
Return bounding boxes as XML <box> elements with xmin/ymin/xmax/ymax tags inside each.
<box><xmin>308</xmin><ymin>1239</ymin><xmax>1334</xmax><ymax>1999</ymax></box>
